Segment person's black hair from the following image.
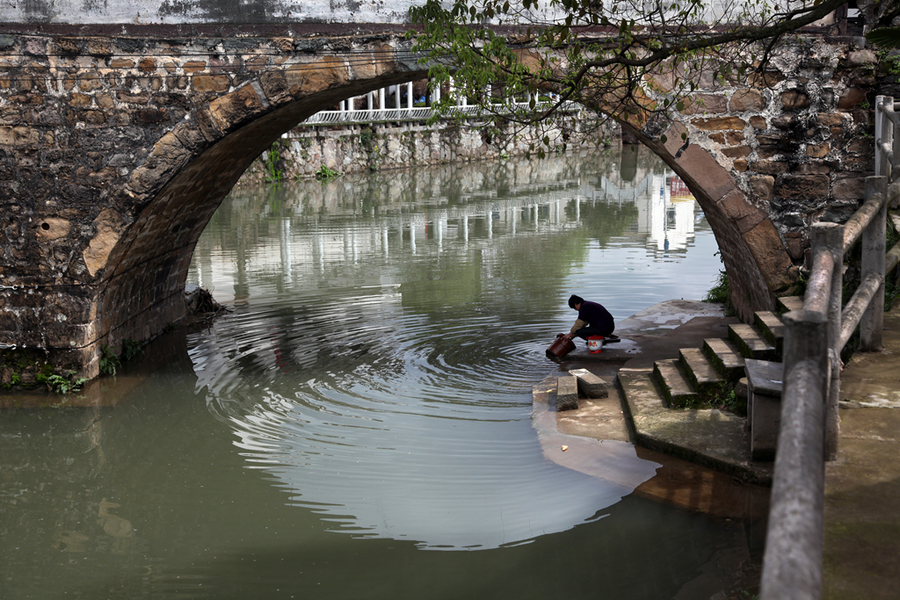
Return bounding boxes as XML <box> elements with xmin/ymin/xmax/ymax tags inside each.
<box><xmin>568</xmin><ymin>294</ymin><xmax>583</xmax><ymax>309</ymax></box>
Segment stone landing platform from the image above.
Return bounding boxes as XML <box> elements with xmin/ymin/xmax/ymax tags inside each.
<box><xmin>534</xmin><ymin>299</ymin><xmax>773</xmax><ymax>486</ymax></box>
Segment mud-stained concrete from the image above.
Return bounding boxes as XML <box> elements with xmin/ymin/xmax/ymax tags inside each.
<box><xmin>823</xmin><ymin>307</ymin><xmax>900</xmax><ymax>600</ymax></box>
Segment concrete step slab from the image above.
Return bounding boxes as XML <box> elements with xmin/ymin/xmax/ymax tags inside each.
<box><xmin>728</xmin><ymin>323</ymin><xmax>777</xmax><ymax>361</ymax></box>
<box><xmin>679</xmin><ymin>347</ymin><xmax>728</xmax><ymax>402</ymax></box>
<box><xmin>753</xmin><ymin>310</ymin><xmax>785</xmax><ymax>356</ymax></box>
<box><xmin>653</xmin><ymin>358</ymin><xmax>700</xmax><ymax>409</ymax></box>
<box><xmin>702</xmin><ymin>337</ymin><xmax>746</xmax><ymax>381</ymax></box>
<box><xmin>777</xmin><ymin>295</ymin><xmax>804</xmax><ymax>314</ymax></box>
<box><xmin>616</xmin><ymin>368</ymin><xmax>771</xmax><ymax>485</ymax></box>
<box><xmin>568</xmin><ymin>368</ymin><xmax>609</xmax><ymax>399</ymax></box>
<box><xmin>557</xmin><ymin>375</ymin><xmax>579</xmax><ymax>411</ymax></box>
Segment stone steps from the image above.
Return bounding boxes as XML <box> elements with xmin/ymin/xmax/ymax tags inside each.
<box><xmin>754</xmin><ymin>310</ymin><xmax>785</xmax><ymax>356</ymax></box>
<box><xmin>728</xmin><ymin>323</ymin><xmax>778</xmax><ymax>361</ymax></box>
<box><xmin>622</xmin><ymin>307</ymin><xmax>788</xmax><ymax>414</ymax></box>
<box><xmin>615</xmin><ymin>304</ymin><xmax>798</xmax><ymax>472</ymax></box>
<box><xmin>777</xmin><ymin>295</ymin><xmax>804</xmax><ymax>314</ymax></box>
<box><xmin>702</xmin><ymin>337</ymin><xmax>745</xmax><ymax>381</ymax></box>
<box><xmin>653</xmin><ymin>358</ymin><xmax>700</xmax><ymax>408</ymax></box>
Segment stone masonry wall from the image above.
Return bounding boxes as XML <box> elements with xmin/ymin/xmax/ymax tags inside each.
<box><xmin>0</xmin><ymin>26</ymin><xmax>882</xmax><ymax>384</ymax></box>
<box><xmin>237</xmin><ymin>115</ymin><xmax>615</xmax><ymax>184</ymax></box>
<box><xmin>635</xmin><ymin>36</ymin><xmax>877</xmax><ymax>319</ymax></box>
<box><xmin>0</xmin><ymin>30</ymin><xmax>427</xmax><ymax>382</ymax></box>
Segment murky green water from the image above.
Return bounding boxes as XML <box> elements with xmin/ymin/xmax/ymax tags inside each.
<box><xmin>1</xmin><ymin>147</ymin><xmax>763</xmax><ymax>599</ymax></box>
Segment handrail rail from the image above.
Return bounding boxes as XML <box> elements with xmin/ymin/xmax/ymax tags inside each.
<box><xmin>760</xmin><ymin>95</ymin><xmax>899</xmax><ymax>600</ymax></box>
<box><xmin>296</xmin><ymin>100</ymin><xmax>583</xmax><ymax>126</ymax></box>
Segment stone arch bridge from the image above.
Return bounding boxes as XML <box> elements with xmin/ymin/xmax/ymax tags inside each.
<box><xmin>0</xmin><ymin>23</ymin><xmax>877</xmax><ymax>379</ymax></box>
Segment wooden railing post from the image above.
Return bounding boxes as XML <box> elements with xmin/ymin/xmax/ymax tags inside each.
<box><xmin>875</xmin><ymin>96</ymin><xmax>893</xmax><ymax>182</ymax></box>
<box><xmin>760</xmin><ymin>310</ymin><xmax>829</xmax><ymax>600</ymax></box>
<box><xmin>810</xmin><ymin>222</ymin><xmax>843</xmax><ymax>460</ymax></box>
<box><xmin>860</xmin><ymin>176</ymin><xmax>888</xmax><ymax>352</ymax></box>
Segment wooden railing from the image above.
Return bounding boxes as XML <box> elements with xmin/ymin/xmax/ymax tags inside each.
<box><xmin>760</xmin><ymin>95</ymin><xmax>900</xmax><ymax>599</ymax></box>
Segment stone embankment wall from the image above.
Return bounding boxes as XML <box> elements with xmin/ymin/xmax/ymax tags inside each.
<box><xmin>237</xmin><ymin>116</ymin><xmax>618</xmax><ymax>184</ymax></box>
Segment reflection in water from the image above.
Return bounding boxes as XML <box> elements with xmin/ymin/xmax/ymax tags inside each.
<box><xmin>0</xmin><ymin>147</ymin><xmax>755</xmax><ymax>599</ymax></box>
<box><xmin>190</xmin><ymin>148</ymin><xmax>701</xmax><ymax>550</ymax></box>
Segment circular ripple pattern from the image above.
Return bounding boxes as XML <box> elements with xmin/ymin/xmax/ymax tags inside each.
<box><xmin>188</xmin><ymin>165</ymin><xmax>722</xmax><ymax>550</ymax></box>
<box><xmin>194</xmin><ymin>292</ymin><xmax>629</xmax><ymax>550</ymax></box>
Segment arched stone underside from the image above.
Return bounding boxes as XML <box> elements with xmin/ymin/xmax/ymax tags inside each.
<box><xmin>0</xmin><ymin>30</ymin><xmax>875</xmax><ymax>378</ymax></box>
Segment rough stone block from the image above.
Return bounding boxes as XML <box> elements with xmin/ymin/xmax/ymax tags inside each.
<box><xmin>749</xmin><ymin>116</ymin><xmax>767</xmax><ymax>130</ymax></box>
<box><xmin>806</xmin><ymin>143</ymin><xmax>830</xmax><ymax>158</ymax></box>
<box><xmin>775</xmin><ymin>174</ymin><xmax>829</xmax><ymax>200</ymax></box>
<box><xmin>838</xmin><ymin>88</ymin><xmax>866</xmax><ymax>110</ymax></box>
<box><xmin>569</xmin><ymin>368</ymin><xmax>609</xmax><ymax>399</ymax></box>
<box><xmin>722</xmin><ymin>146</ymin><xmax>751</xmax><ymax>159</ymax></box>
<box><xmin>832</xmin><ymin>175</ymin><xmax>865</xmax><ymax>200</ymax></box>
<box><xmin>557</xmin><ymin>375</ymin><xmax>579</xmax><ymax>411</ymax></box>
<box><xmin>745</xmin><ymin>359</ymin><xmax>783</xmax><ymax>461</ymax></box>
<box><xmin>743</xmin><ymin>219</ymin><xmax>795</xmax><ymax>291</ymax></box>
<box><xmin>729</xmin><ymin>89</ymin><xmax>766</xmax><ymax>112</ymax></box>
<box><xmin>781</xmin><ymin>90</ymin><xmax>810</xmax><ymax>111</ymax></box>
<box><xmin>748</xmin><ymin>160</ymin><xmax>789</xmax><ymax>175</ymax></box>
<box><xmin>749</xmin><ymin>175</ymin><xmax>775</xmax><ymax>203</ymax></box>
<box><xmin>682</xmin><ymin>93</ymin><xmax>728</xmax><ymax>115</ymax></box>
<box><xmin>691</xmin><ymin>116</ymin><xmax>746</xmax><ymax>131</ymax></box>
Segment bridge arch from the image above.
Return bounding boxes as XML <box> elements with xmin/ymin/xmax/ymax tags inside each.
<box><xmin>102</xmin><ymin>57</ymin><xmax>431</xmax><ymax>364</ymax></box>
<box><xmin>0</xmin><ymin>29</ymin><xmax>875</xmax><ymax>379</ymax></box>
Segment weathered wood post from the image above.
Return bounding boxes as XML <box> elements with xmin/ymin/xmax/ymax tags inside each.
<box><xmin>875</xmin><ymin>96</ymin><xmax>893</xmax><ymax>183</ymax></box>
<box><xmin>809</xmin><ymin>222</ymin><xmax>842</xmax><ymax>460</ymax></box>
<box><xmin>860</xmin><ymin>176</ymin><xmax>887</xmax><ymax>352</ymax></box>
<box><xmin>760</xmin><ymin>310</ymin><xmax>829</xmax><ymax>600</ymax></box>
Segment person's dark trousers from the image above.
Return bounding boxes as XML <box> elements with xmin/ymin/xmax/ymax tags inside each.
<box><xmin>574</xmin><ymin>326</ymin><xmax>614</xmax><ymax>339</ymax></box>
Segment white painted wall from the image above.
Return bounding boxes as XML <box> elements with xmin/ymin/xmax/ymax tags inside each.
<box><xmin>0</xmin><ymin>0</ymin><xmax>825</xmax><ymax>27</ymax></box>
<box><xmin>0</xmin><ymin>0</ymin><xmax>420</xmax><ymax>25</ymax></box>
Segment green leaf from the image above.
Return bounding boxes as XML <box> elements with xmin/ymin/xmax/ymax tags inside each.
<box><xmin>866</xmin><ymin>27</ymin><xmax>900</xmax><ymax>49</ymax></box>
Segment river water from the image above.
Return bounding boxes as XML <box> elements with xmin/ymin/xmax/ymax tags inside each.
<box><xmin>1</xmin><ymin>146</ymin><xmax>765</xmax><ymax>599</ymax></box>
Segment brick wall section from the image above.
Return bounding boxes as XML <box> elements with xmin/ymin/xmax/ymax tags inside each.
<box><xmin>0</xmin><ymin>30</ymin><xmax>879</xmax><ymax>380</ymax></box>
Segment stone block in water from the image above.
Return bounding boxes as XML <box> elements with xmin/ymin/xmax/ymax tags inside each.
<box><xmin>569</xmin><ymin>368</ymin><xmax>609</xmax><ymax>399</ymax></box>
<box><xmin>557</xmin><ymin>376</ymin><xmax>579</xmax><ymax>411</ymax></box>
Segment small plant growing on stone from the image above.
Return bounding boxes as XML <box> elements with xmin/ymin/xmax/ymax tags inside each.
<box><xmin>122</xmin><ymin>339</ymin><xmax>143</xmax><ymax>362</ymax></box>
<box><xmin>315</xmin><ymin>165</ymin><xmax>341</xmax><ymax>182</ymax></box>
<box><xmin>703</xmin><ymin>266</ymin><xmax>735</xmax><ymax>316</ymax></box>
<box><xmin>41</xmin><ymin>371</ymin><xmax>88</xmax><ymax>395</ymax></box>
<box><xmin>263</xmin><ymin>139</ymin><xmax>289</xmax><ymax>183</ymax></box>
<box><xmin>99</xmin><ymin>344</ymin><xmax>121</xmax><ymax>377</ymax></box>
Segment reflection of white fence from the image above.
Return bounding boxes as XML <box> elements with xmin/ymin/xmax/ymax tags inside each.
<box><xmin>298</xmin><ymin>101</ymin><xmax>583</xmax><ymax>126</ymax></box>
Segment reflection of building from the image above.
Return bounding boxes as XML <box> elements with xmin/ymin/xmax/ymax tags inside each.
<box><xmin>641</xmin><ymin>174</ymin><xmax>697</xmax><ymax>253</ymax></box>
<box><xmin>190</xmin><ymin>153</ymin><xmax>700</xmax><ymax>298</ymax></box>
<box><xmin>584</xmin><ymin>170</ymin><xmax>699</xmax><ymax>255</ymax></box>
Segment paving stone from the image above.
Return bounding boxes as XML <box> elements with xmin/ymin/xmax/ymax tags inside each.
<box><xmin>568</xmin><ymin>368</ymin><xmax>609</xmax><ymax>398</ymax></box>
<box><xmin>557</xmin><ymin>375</ymin><xmax>579</xmax><ymax>411</ymax></box>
